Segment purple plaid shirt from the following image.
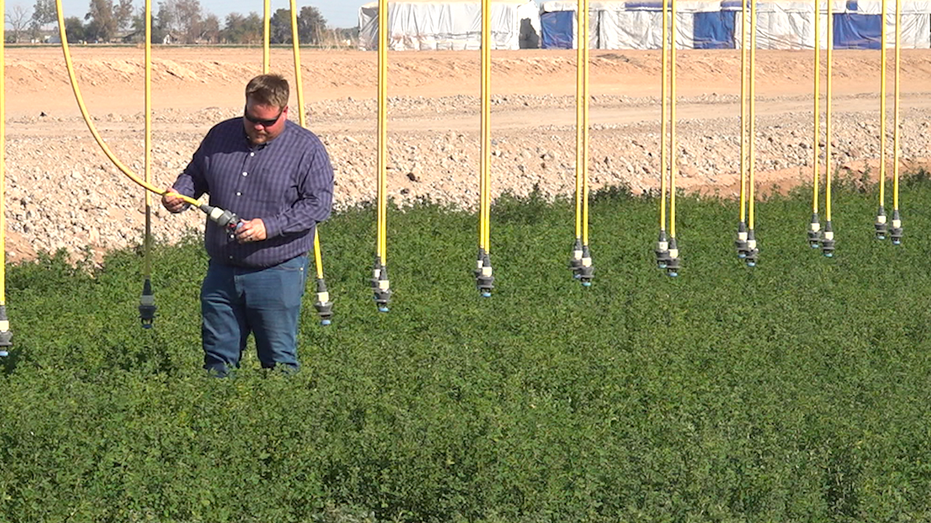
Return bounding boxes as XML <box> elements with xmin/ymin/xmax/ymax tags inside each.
<box><xmin>172</xmin><ymin>118</ymin><xmax>334</xmax><ymax>268</ymax></box>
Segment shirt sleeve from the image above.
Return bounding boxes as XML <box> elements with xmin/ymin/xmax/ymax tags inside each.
<box><xmin>172</xmin><ymin>136</ymin><xmax>211</xmax><ymax>200</ymax></box>
<box><xmin>263</xmin><ymin>140</ymin><xmax>335</xmax><ymax>239</ymax></box>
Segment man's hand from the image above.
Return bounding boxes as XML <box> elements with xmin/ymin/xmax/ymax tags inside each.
<box><xmin>235</xmin><ymin>218</ymin><xmax>267</xmax><ymax>244</ymax></box>
<box><xmin>161</xmin><ymin>187</ymin><xmax>187</xmax><ymax>213</ymax></box>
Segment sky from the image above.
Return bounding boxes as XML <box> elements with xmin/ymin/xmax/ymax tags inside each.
<box><xmin>56</xmin><ymin>0</ymin><xmax>364</xmax><ymax>29</ymax></box>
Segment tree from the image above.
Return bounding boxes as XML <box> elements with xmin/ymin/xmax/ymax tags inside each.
<box><xmin>200</xmin><ymin>13</ymin><xmax>220</xmax><ymax>43</ymax></box>
<box><xmin>30</xmin><ymin>0</ymin><xmax>56</xmax><ymax>40</ymax></box>
<box><xmin>84</xmin><ymin>0</ymin><xmax>132</xmax><ymax>42</ymax></box>
<box><xmin>6</xmin><ymin>4</ymin><xmax>33</xmax><ymax>43</ymax></box>
<box><xmin>298</xmin><ymin>6</ymin><xmax>327</xmax><ymax>46</ymax></box>
<box><xmin>269</xmin><ymin>8</ymin><xmax>292</xmax><ymax>44</ymax></box>
<box><xmin>63</xmin><ymin>15</ymin><xmax>86</xmax><ymax>42</ymax></box>
<box><xmin>131</xmin><ymin>6</ymin><xmax>166</xmax><ymax>44</ymax></box>
<box><xmin>220</xmin><ymin>12</ymin><xmax>262</xmax><ymax>44</ymax></box>
<box><xmin>156</xmin><ymin>0</ymin><xmax>206</xmax><ymax>44</ymax></box>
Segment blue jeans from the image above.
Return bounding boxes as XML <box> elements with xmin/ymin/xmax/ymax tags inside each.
<box><xmin>200</xmin><ymin>255</ymin><xmax>308</xmax><ymax>375</ymax></box>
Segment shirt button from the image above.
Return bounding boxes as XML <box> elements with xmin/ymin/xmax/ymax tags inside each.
<box><xmin>250</xmin><ymin>152</ymin><xmax>255</xmax><ymax>157</ymax></box>
<box><xmin>242</xmin><ymin>172</ymin><xmax>248</xmax><ymax>176</ymax></box>
<box><xmin>236</xmin><ymin>192</ymin><xmax>242</xmax><ymax>196</ymax></box>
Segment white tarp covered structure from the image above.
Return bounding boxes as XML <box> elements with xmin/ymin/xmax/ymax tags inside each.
<box><xmin>540</xmin><ymin>0</ymin><xmax>931</xmax><ymax>49</ymax></box>
<box><xmin>358</xmin><ymin>0</ymin><xmax>542</xmax><ymax>50</ymax></box>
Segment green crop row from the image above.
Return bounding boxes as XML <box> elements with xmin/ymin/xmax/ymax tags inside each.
<box><xmin>2</xmin><ymin>172</ymin><xmax>931</xmax><ymax>522</ymax></box>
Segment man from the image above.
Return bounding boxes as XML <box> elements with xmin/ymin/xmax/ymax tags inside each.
<box><xmin>162</xmin><ymin>74</ymin><xmax>334</xmax><ymax>376</ymax></box>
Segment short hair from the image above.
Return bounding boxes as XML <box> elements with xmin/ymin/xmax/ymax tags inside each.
<box><xmin>245</xmin><ymin>74</ymin><xmax>289</xmax><ymax>109</ymax></box>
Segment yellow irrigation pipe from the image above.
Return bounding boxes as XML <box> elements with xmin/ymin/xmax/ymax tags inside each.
<box><xmin>378</xmin><ymin>0</ymin><xmax>388</xmax><ymax>265</ymax></box>
<box><xmin>669</xmin><ymin>0</ymin><xmax>678</xmax><ymax>240</ymax></box>
<box><xmin>738</xmin><ymin>0</ymin><xmax>748</xmax><ymax>225</ymax></box>
<box><xmin>892</xmin><ymin>0</ymin><xmax>901</xmax><ymax>214</ymax></box>
<box><xmin>812</xmin><ymin>1</ymin><xmax>821</xmax><ymax>216</ymax></box>
<box><xmin>144</xmin><ymin>0</ymin><xmax>153</xmax><ymax>282</ymax></box>
<box><xmin>574</xmin><ymin>1</ymin><xmax>585</xmax><ymax>242</ymax></box>
<box><xmin>879</xmin><ymin>0</ymin><xmax>887</xmax><ymax>213</ymax></box>
<box><xmin>659</xmin><ymin>0</ymin><xmax>669</xmax><ymax>233</ymax></box>
<box><xmin>825</xmin><ymin>0</ymin><xmax>833</xmax><ymax>224</ymax></box>
<box><xmin>747</xmin><ymin>0</ymin><xmax>757</xmax><ymax>232</ymax></box>
<box><xmin>580</xmin><ymin>0</ymin><xmax>591</xmax><ymax>249</ymax></box>
<box><xmin>263</xmin><ymin>0</ymin><xmax>271</xmax><ymax>74</ymax></box>
<box><xmin>54</xmin><ymin>1</ymin><xmax>198</xmax><ymax>208</ymax></box>
<box><xmin>0</xmin><ymin>0</ymin><xmax>10</xmax><ymax>354</ymax></box>
<box><xmin>481</xmin><ymin>0</ymin><xmax>492</xmax><ymax>253</ymax></box>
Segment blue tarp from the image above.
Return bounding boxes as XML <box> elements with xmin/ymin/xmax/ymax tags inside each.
<box><xmin>693</xmin><ymin>11</ymin><xmax>736</xmax><ymax>48</ymax></box>
<box><xmin>833</xmin><ymin>13</ymin><xmax>882</xmax><ymax>48</ymax></box>
<box><xmin>541</xmin><ymin>11</ymin><xmax>574</xmax><ymax>49</ymax></box>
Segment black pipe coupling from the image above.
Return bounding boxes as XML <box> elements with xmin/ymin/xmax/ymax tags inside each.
<box><xmin>313</xmin><ymin>278</ymin><xmax>334</xmax><ymax>326</ymax></box>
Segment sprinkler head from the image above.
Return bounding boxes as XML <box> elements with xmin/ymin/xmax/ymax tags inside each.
<box><xmin>875</xmin><ymin>207</ymin><xmax>887</xmax><ymax>240</ymax></box>
<box><xmin>808</xmin><ymin>213</ymin><xmax>822</xmax><ymax>248</ymax></box>
<box><xmin>373</xmin><ymin>264</ymin><xmax>392</xmax><ymax>312</ymax></box>
<box><xmin>821</xmin><ymin>222</ymin><xmax>835</xmax><ymax>257</ymax></box>
<box><xmin>138</xmin><ymin>280</ymin><xmax>157</xmax><ymax>329</ymax></box>
<box><xmin>735</xmin><ymin>222</ymin><xmax>749</xmax><ymax>259</ymax></box>
<box><xmin>890</xmin><ymin>210</ymin><xmax>903</xmax><ymax>245</ymax></box>
<box><xmin>578</xmin><ymin>245</ymin><xmax>594</xmax><ymax>286</ymax></box>
<box><xmin>568</xmin><ymin>238</ymin><xmax>583</xmax><ymax>277</ymax></box>
<box><xmin>655</xmin><ymin>231</ymin><xmax>670</xmax><ymax>269</ymax></box>
<box><xmin>744</xmin><ymin>230</ymin><xmax>758</xmax><ymax>267</ymax></box>
<box><xmin>666</xmin><ymin>238</ymin><xmax>680</xmax><ymax>277</ymax></box>
<box><xmin>313</xmin><ymin>279</ymin><xmax>334</xmax><ymax>326</ymax></box>
<box><xmin>0</xmin><ymin>306</ymin><xmax>12</xmax><ymax>355</ymax></box>
<box><xmin>476</xmin><ymin>252</ymin><xmax>494</xmax><ymax>296</ymax></box>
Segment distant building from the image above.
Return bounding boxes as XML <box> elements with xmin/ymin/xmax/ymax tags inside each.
<box><xmin>358</xmin><ymin>0</ymin><xmax>542</xmax><ymax>50</ymax></box>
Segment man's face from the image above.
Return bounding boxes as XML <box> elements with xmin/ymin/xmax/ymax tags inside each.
<box><xmin>243</xmin><ymin>99</ymin><xmax>288</xmax><ymax>145</ymax></box>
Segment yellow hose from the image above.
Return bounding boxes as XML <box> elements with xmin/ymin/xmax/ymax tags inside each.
<box><xmin>54</xmin><ymin>0</ymin><xmax>199</xmax><ymax>208</ymax></box>
<box><xmin>288</xmin><ymin>0</ymin><xmax>326</xmax><ymax>280</ymax></box>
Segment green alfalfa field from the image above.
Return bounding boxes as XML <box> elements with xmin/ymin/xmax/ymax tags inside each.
<box><xmin>2</xmin><ymin>173</ymin><xmax>931</xmax><ymax>522</ymax></box>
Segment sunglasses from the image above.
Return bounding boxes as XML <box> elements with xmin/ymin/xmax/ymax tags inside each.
<box><xmin>243</xmin><ymin>106</ymin><xmax>284</xmax><ymax>127</ymax></box>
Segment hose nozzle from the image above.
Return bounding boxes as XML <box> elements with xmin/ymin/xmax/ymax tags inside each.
<box><xmin>821</xmin><ymin>221</ymin><xmax>835</xmax><ymax>257</ymax></box>
<box><xmin>808</xmin><ymin>213</ymin><xmax>822</xmax><ymax>248</ymax></box>
<box><xmin>569</xmin><ymin>238</ymin><xmax>583</xmax><ymax>277</ymax></box>
<box><xmin>655</xmin><ymin>230</ymin><xmax>670</xmax><ymax>269</ymax></box>
<box><xmin>890</xmin><ymin>209</ymin><xmax>903</xmax><ymax>245</ymax></box>
<box><xmin>370</xmin><ymin>258</ymin><xmax>392</xmax><ymax>312</ymax></box>
<box><xmin>578</xmin><ymin>245</ymin><xmax>594</xmax><ymax>286</ymax></box>
<box><xmin>138</xmin><ymin>279</ymin><xmax>157</xmax><ymax>329</ymax></box>
<box><xmin>199</xmin><ymin>203</ymin><xmax>240</xmax><ymax>235</ymax></box>
<box><xmin>875</xmin><ymin>206</ymin><xmax>887</xmax><ymax>240</ymax></box>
